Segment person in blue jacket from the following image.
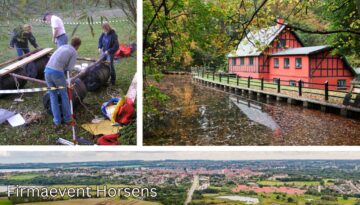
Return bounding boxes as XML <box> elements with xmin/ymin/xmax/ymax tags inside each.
<box><xmin>98</xmin><ymin>22</ymin><xmax>119</xmax><ymax>85</ymax></box>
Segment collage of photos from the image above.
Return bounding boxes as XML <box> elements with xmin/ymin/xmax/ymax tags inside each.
<box><xmin>0</xmin><ymin>0</ymin><xmax>360</xmax><ymax>204</ymax></box>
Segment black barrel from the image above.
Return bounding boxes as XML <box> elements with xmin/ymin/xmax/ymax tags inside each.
<box><xmin>80</xmin><ymin>63</ymin><xmax>110</xmax><ymax>91</ymax></box>
<box><xmin>0</xmin><ymin>68</ymin><xmax>28</xmax><ymax>98</ymax></box>
<box><xmin>43</xmin><ymin>78</ymin><xmax>87</xmax><ymax>115</ymax></box>
<box><xmin>23</xmin><ymin>62</ymin><xmax>38</xmax><ymax>78</ymax></box>
<box><xmin>33</xmin><ymin>55</ymin><xmax>50</xmax><ymax>79</ymax></box>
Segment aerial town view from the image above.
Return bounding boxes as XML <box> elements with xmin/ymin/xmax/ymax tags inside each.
<box><xmin>1</xmin><ymin>152</ymin><xmax>360</xmax><ymax>205</ymax></box>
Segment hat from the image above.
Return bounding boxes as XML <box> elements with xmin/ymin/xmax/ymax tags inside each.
<box><xmin>42</xmin><ymin>12</ymin><xmax>51</xmax><ymax>21</ymax></box>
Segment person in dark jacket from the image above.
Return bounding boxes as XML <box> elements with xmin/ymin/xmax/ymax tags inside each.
<box><xmin>10</xmin><ymin>24</ymin><xmax>39</xmax><ymax>56</ymax></box>
<box><xmin>98</xmin><ymin>22</ymin><xmax>119</xmax><ymax>85</ymax></box>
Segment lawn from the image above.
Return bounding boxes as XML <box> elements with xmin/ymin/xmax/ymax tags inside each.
<box><xmin>0</xmin><ymin>197</ymin><xmax>12</xmax><ymax>205</ymax></box>
<box><xmin>0</xmin><ymin>15</ymin><xmax>136</xmax><ymax>145</ymax></box>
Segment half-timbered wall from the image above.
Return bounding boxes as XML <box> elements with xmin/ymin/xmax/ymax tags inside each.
<box><xmin>309</xmin><ymin>51</ymin><xmax>353</xmax><ymax>78</ymax></box>
<box><xmin>228</xmin><ymin>56</ymin><xmax>259</xmax><ymax>73</ymax></box>
<box><xmin>265</xmin><ymin>29</ymin><xmax>303</xmax><ymax>55</ymax></box>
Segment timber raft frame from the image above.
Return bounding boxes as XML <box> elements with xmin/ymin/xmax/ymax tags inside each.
<box><xmin>192</xmin><ymin>74</ymin><xmax>360</xmax><ymax>119</ymax></box>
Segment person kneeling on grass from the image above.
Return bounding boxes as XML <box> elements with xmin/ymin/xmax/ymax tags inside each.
<box><xmin>44</xmin><ymin>37</ymin><xmax>81</xmax><ymax>127</ymax></box>
<box><xmin>9</xmin><ymin>24</ymin><xmax>39</xmax><ymax>56</ymax></box>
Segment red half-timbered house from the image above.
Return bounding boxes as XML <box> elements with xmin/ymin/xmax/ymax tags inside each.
<box><xmin>228</xmin><ymin>19</ymin><xmax>356</xmax><ymax>90</ymax></box>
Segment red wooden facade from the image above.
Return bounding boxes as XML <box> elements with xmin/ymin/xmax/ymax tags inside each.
<box><xmin>228</xmin><ymin>20</ymin><xmax>355</xmax><ymax>90</ymax></box>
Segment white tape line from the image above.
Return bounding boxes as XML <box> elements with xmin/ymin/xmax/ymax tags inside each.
<box><xmin>0</xmin><ymin>86</ymin><xmax>66</xmax><ymax>94</ymax></box>
<box><xmin>29</xmin><ymin>18</ymin><xmax>127</xmax><ymax>25</ymax></box>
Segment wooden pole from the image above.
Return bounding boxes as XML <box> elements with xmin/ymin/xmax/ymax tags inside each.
<box><xmin>9</xmin><ymin>73</ymin><xmax>47</xmax><ymax>85</ymax></box>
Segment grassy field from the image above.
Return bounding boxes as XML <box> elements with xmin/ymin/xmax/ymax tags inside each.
<box><xmin>191</xmin><ymin>192</ymin><xmax>359</xmax><ymax>205</ymax></box>
<box><xmin>0</xmin><ymin>197</ymin><xmax>12</xmax><ymax>205</ymax></box>
<box><xmin>257</xmin><ymin>180</ymin><xmax>320</xmax><ymax>186</ymax></box>
<box><xmin>19</xmin><ymin>198</ymin><xmax>160</xmax><ymax>205</ymax></box>
<box><xmin>0</xmin><ymin>16</ymin><xmax>136</xmax><ymax>145</ymax></box>
<box><xmin>6</xmin><ymin>173</ymin><xmax>40</xmax><ymax>180</ymax></box>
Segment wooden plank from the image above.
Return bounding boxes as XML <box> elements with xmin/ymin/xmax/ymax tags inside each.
<box><xmin>0</xmin><ymin>49</ymin><xmax>42</xmax><ymax>67</ymax></box>
<box><xmin>0</xmin><ymin>48</ymin><xmax>53</xmax><ymax>77</ymax></box>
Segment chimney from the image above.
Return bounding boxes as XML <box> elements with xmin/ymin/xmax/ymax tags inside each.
<box><xmin>276</xmin><ymin>18</ymin><xmax>285</xmax><ymax>29</ymax></box>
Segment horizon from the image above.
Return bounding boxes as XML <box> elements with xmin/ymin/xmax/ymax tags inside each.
<box><xmin>1</xmin><ymin>151</ymin><xmax>360</xmax><ymax>164</ymax></box>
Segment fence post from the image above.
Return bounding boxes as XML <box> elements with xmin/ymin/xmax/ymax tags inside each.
<box><xmin>325</xmin><ymin>81</ymin><xmax>329</xmax><ymax>101</ymax></box>
<box><xmin>237</xmin><ymin>76</ymin><xmax>239</xmax><ymax>86</ymax></box>
<box><xmin>248</xmin><ymin>77</ymin><xmax>251</xmax><ymax>88</ymax></box>
<box><xmin>227</xmin><ymin>75</ymin><xmax>230</xmax><ymax>84</ymax></box>
<box><xmin>202</xmin><ymin>69</ymin><xmax>204</xmax><ymax>78</ymax></box>
<box><xmin>220</xmin><ymin>73</ymin><xmax>222</xmax><ymax>82</ymax></box>
<box><xmin>197</xmin><ymin>67</ymin><xmax>200</xmax><ymax>76</ymax></box>
<box><xmin>213</xmin><ymin>72</ymin><xmax>215</xmax><ymax>81</ymax></box>
<box><xmin>207</xmin><ymin>72</ymin><xmax>209</xmax><ymax>79</ymax></box>
<box><xmin>277</xmin><ymin>78</ymin><xmax>281</xmax><ymax>93</ymax></box>
<box><xmin>261</xmin><ymin>78</ymin><xmax>264</xmax><ymax>90</ymax></box>
<box><xmin>298</xmin><ymin>80</ymin><xmax>302</xmax><ymax>96</ymax></box>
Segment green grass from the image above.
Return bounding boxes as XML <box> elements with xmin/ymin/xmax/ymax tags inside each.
<box><xmin>0</xmin><ymin>17</ymin><xmax>136</xmax><ymax>145</ymax></box>
<box><xmin>7</xmin><ymin>173</ymin><xmax>40</xmax><ymax>180</ymax></box>
<box><xmin>0</xmin><ymin>198</ymin><xmax>12</xmax><ymax>205</ymax></box>
<box><xmin>257</xmin><ymin>180</ymin><xmax>320</xmax><ymax>186</ymax></box>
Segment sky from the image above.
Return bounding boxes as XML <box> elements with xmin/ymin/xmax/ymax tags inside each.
<box><xmin>1</xmin><ymin>151</ymin><xmax>360</xmax><ymax>164</ymax></box>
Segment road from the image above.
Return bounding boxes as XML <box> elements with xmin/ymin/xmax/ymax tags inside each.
<box><xmin>184</xmin><ymin>175</ymin><xmax>199</xmax><ymax>205</ymax></box>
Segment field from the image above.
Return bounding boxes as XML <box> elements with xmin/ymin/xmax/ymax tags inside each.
<box><xmin>257</xmin><ymin>180</ymin><xmax>320</xmax><ymax>186</ymax></box>
<box><xmin>6</xmin><ymin>173</ymin><xmax>40</xmax><ymax>180</ymax></box>
<box><xmin>191</xmin><ymin>192</ymin><xmax>359</xmax><ymax>205</ymax></box>
<box><xmin>0</xmin><ymin>14</ymin><xmax>136</xmax><ymax>145</ymax></box>
<box><xmin>0</xmin><ymin>197</ymin><xmax>12</xmax><ymax>205</ymax></box>
<box><xmin>19</xmin><ymin>198</ymin><xmax>160</xmax><ymax>205</ymax></box>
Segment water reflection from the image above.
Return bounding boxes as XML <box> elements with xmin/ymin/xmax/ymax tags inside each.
<box><xmin>144</xmin><ymin>75</ymin><xmax>360</xmax><ymax>145</ymax></box>
<box><xmin>229</xmin><ymin>97</ymin><xmax>280</xmax><ymax>131</ymax></box>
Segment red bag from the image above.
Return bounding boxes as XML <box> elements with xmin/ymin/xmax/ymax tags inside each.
<box><xmin>97</xmin><ymin>134</ymin><xmax>119</xmax><ymax>145</ymax></box>
<box><xmin>114</xmin><ymin>44</ymin><xmax>132</xmax><ymax>59</ymax></box>
<box><xmin>115</xmin><ymin>98</ymin><xmax>135</xmax><ymax>125</ymax></box>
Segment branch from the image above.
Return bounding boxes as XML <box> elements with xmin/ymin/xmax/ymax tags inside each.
<box><xmin>278</xmin><ymin>21</ymin><xmax>360</xmax><ymax>35</ymax></box>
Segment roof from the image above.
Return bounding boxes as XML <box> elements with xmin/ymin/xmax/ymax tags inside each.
<box><xmin>228</xmin><ymin>25</ymin><xmax>286</xmax><ymax>57</ymax></box>
<box><xmin>271</xmin><ymin>45</ymin><xmax>329</xmax><ymax>56</ymax></box>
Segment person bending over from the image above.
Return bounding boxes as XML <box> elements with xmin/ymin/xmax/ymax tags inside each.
<box><xmin>43</xmin><ymin>12</ymin><xmax>68</xmax><ymax>48</ymax></box>
<box><xmin>44</xmin><ymin>37</ymin><xmax>81</xmax><ymax>126</ymax></box>
<box><xmin>10</xmin><ymin>24</ymin><xmax>39</xmax><ymax>56</ymax></box>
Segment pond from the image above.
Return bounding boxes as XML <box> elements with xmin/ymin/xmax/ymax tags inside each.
<box><xmin>216</xmin><ymin>196</ymin><xmax>259</xmax><ymax>204</ymax></box>
<box><xmin>144</xmin><ymin>75</ymin><xmax>360</xmax><ymax>145</ymax></box>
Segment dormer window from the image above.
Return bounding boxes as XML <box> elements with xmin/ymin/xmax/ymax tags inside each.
<box><xmin>277</xmin><ymin>39</ymin><xmax>286</xmax><ymax>48</ymax></box>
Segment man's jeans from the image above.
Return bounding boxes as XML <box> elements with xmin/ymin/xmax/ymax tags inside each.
<box><xmin>45</xmin><ymin>69</ymin><xmax>71</xmax><ymax>125</ymax></box>
<box><xmin>56</xmin><ymin>34</ymin><xmax>68</xmax><ymax>48</ymax></box>
<box><xmin>15</xmin><ymin>47</ymin><xmax>30</xmax><ymax>56</ymax></box>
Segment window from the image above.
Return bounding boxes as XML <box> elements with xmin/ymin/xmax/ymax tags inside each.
<box><xmin>273</xmin><ymin>78</ymin><xmax>279</xmax><ymax>84</ymax></box>
<box><xmin>295</xmin><ymin>58</ymin><xmax>302</xmax><ymax>68</ymax></box>
<box><xmin>284</xmin><ymin>58</ymin><xmax>290</xmax><ymax>68</ymax></box>
<box><xmin>232</xmin><ymin>58</ymin><xmax>236</xmax><ymax>66</ymax></box>
<box><xmin>240</xmin><ymin>57</ymin><xmax>244</xmax><ymax>65</ymax></box>
<box><xmin>249</xmin><ymin>57</ymin><xmax>254</xmax><ymax>65</ymax></box>
<box><xmin>289</xmin><ymin>81</ymin><xmax>297</xmax><ymax>87</ymax></box>
<box><xmin>277</xmin><ymin>39</ymin><xmax>286</xmax><ymax>48</ymax></box>
<box><xmin>337</xmin><ymin>80</ymin><xmax>346</xmax><ymax>88</ymax></box>
<box><xmin>274</xmin><ymin>58</ymin><xmax>279</xmax><ymax>68</ymax></box>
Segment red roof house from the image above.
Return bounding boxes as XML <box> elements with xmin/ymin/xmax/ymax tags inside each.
<box><xmin>228</xmin><ymin>19</ymin><xmax>356</xmax><ymax>90</ymax></box>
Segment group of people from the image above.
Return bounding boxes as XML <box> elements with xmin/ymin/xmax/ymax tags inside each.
<box><xmin>9</xmin><ymin>12</ymin><xmax>119</xmax><ymax>127</ymax></box>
